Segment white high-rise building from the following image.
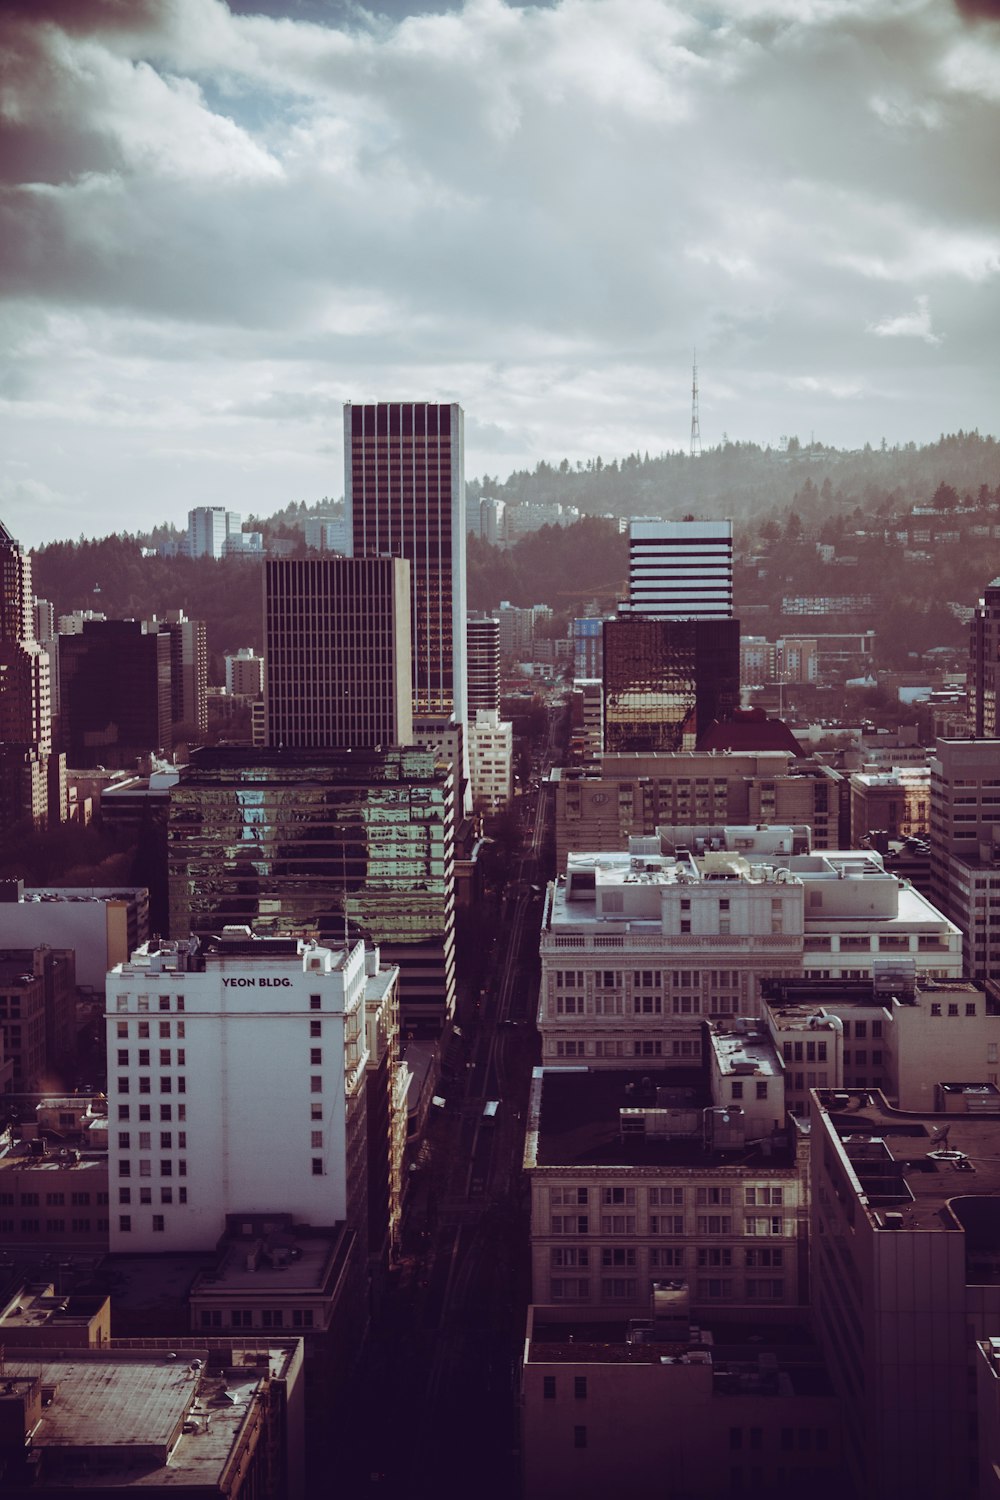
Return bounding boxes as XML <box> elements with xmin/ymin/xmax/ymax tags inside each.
<box><xmin>623</xmin><ymin>519</ymin><xmax>733</xmax><ymax>619</ymax></box>
<box><xmin>105</xmin><ymin>930</ymin><xmax>378</xmax><ymax>1253</ymax></box>
<box><xmin>187</xmin><ymin>507</ymin><xmax>244</xmax><ymax>559</ymax></box>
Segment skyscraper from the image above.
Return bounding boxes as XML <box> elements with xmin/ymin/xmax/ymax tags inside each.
<box><xmin>467</xmin><ymin>613</ymin><xmax>501</xmax><ymax>716</ymax></box>
<box><xmin>0</xmin><ymin>520</ymin><xmax>54</xmax><ymax>831</ymax></box>
<box><xmin>59</xmin><ymin>619</ymin><xmax>172</xmax><ymax>768</ymax></box>
<box><xmin>969</xmin><ymin>577</ymin><xmax>1000</xmax><ymax>737</ymax></box>
<box><xmin>602</xmin><ymin>616</ymin><xmax>740</xmax><ymax>752</ymax></box>
<box><xmin>264</xmin><ymin>556</ymin><xmax>413</xmax><ymax>749</ymax></box>
<box><xmin>168</xmin><ymin>745</ymin><xmax>456</xmax><ymax>1036</ymax></box>
<box><xmin>344</xmin><ymin>402</ymin><xmax>467</xmax><ymax>729</ymax></box>
<box><xmin>602</xmin><ymin>517</ymin><xmax>740</xmax><ymax>752</ymax></box>
<box><xmin>622</xmin><ymin>518</ymin><xmax>733</xmax><ymax>619</ymax></box>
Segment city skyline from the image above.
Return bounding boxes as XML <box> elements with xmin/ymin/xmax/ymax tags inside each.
<box><xmin>2</xmin><ymin>0</ymin><xmax>999</xmax><ymax>546</ymax></box>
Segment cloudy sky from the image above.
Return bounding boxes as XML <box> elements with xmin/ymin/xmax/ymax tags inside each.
<box><xmin>1</xmin><ymin>0</ymin><xmax>999</xmax><ymax>545</ymax></box>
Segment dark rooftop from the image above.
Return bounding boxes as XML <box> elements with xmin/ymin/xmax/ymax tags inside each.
<box><xmin>817</xmin><ymin>1088</ymin><xmax>1000</xmax><ymax>1240</ymax></box>
<box><xmin>530</xmin><ymin>1067</ymin><xmax>796</xmax><ymax>1172</ymax></box>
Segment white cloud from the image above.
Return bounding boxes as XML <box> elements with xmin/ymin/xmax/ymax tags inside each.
<box><xmin>0</xmin><ymin>0</ymin><xmax>998</xmax><ymax>541</ymax></box>
<box><xmin>867</xmin><ymin>294</ymin><xmax>942</xmax><ymax>345</ymax></box>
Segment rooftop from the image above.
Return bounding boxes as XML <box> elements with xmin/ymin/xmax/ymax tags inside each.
<box><xmin>191</xmin><ymin>1224</ymin><xmax>350</xmax><ymax>1298</ymax></box>
<box><xmin>709</xmin><ymin>1023</ymin><xmax>781</xmax><ymax>1079</ymax></box>
<box><xmin>816</xmin><ymin>1088</ymin><xmax>1000</xmax><ymax>1238</ymax></box>
<box><xmin>527</xmin><ymin>1067</ymin><xmax>796</xmax><ymax>1172</ymax></box>
<box><xmin>1</xmin><ymin>1346</ymin><xmax>291</xmax><ymax>1485</ymax></box>
<box><xmin>526</xmin><ymin>1311</ymin><xmax>833</xmax><ymax>1395</ymax></box>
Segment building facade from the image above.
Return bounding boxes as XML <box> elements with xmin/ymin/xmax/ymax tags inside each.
<box><xmin>59</xmin><ymin>620</ymin><xmax>172</xmax><ymax>769</ymax></box>
<box><xmin>621</xmin><ymin>519</ymin><xmax>733</xmax><ymax>620</ymax></box>
<box><xmin>602</xmin><ymin>617</ymin><xmax>741</xmax><ymax>753</ymax></box>
<box><xmin>105</xmin><ymin>932</ymin><xmax>386</xmax><ymax>1254</ymax></box>
<box><xmin>467</xmin><ymin>709</ymin><xmax>513</xmax><ymax>810</ymax></box>
<box><xmin>969</xmin><ymin>578</ymin><xmax>1000</xmax><ymax>738</ymax></box>
<box><xmin>344</xmin><ymin>401</ymin><xmax>467</xmax><ymax>729</ymax></box>
<box><xmin>264</xmin><ymin>556</ymin><xmax>413</xmax><ymax>750</ymax></box>
<box><xmin>0</xmin><ymin>520</ymin><xmax>55</xmax><ymax>833</ymax></box>
<box><xmin>167</xmin><ymin>746</ymin><xmax>456</xmax><ymax>1036</ymax></box>
<box><xmin>467</xmin><ymin>613</ymin><xmax>501</xmax><ymax>715</ymax></box>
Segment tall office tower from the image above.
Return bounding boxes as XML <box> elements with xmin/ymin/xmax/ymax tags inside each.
<box><xmin>603</xmin><ymin>516</ymin><xmax>739</xmax><ymax>751</ymax></box>
<box><xmin>969</xmin><ymin>578</ymin><xmax>1000</xmax><ymax>737</ymax></box>
<box><xmin>467</xmin><ymin>613</ymin><xmax>501</xmax><ymax>715</ymax></box>
<box><xmin>0</xmin><ymin>520</ymin><xmax>53</xmax><ymax>832</ymax></box>
<box><xmin>602</xmin><ymin>616</ymin><xmax>740</xmax><ymax>752</ymax></box>
<box><xmin>345</xmin><ymin>402</ymin><xmax>467</xmax><ymax>729</ymax></box>
<box><xmin>150</xmin><ymin>611</ymin><xmax>208</xmax><ymax>740</ymax></box>
<box><xmin>264</xmin><ymin>556</ymin><xmax>413</xmax><ymax>749</ymax></box>
<box><xmin>105</xmin><ymin>930</ymin><xmax>394</xmax><ymax>1254</ymax></box>
<box><xmin>186</xmin><ymin>505</ymin><xmax>232</xmax><ymax>558</ymax></box>
<box><xmin>930</xmin><ymin>737</ymin><xmax>1000</xmax><ymax>981</ymax></box>
<box><xmin>59</xmin><ymin>619</ymin><xmax>172</xmax><ymax>769</ymax></box>
<box><xmin>168</xmin><ymin>746</ymin><xmax>456</xmax><ymax>1036</ymax></box>
<box><xmin>622</xmin><ymin>518</ymin><xmax>733</xmax><ymax>618</ymax></box>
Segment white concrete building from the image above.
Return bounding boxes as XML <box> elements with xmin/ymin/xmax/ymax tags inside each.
<box><xmin>467</xmin><ymin>708</ymin><xmax>513</xmax><ymax>810</ymax></box>
<box><xmin>539</xmin><ymin>829</ymin><xmax>962</xmax><ymax>1069</ymax></box>
<box><xmin>0</xmin><ymin>884</ymin><xmax>149</xmax><ymax>993</ymax></box>
<box><xmin>106</xmin><ymin>929</ymin><xmax>381</xmax><ymax>1253</ymax></box>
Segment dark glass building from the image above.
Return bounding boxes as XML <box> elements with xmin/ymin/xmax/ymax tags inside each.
<box><xmin>167</xmin><ymin>745</ymin><xmax>456</xmax><ymax>1037</ymax></box>
<box><xmin>602</xmin><ymin>617</ymin><xmax>740</xmax><ymax>753</ymax></box>
<box><xmin>59</xmin><ymin>620</ymin><xmax>171</xmax><ymax>769</ymax></box>
<box><xmin>344</xmin><ymin>402</ymin><xmax>466</xmax><ymax>728</ymax></box>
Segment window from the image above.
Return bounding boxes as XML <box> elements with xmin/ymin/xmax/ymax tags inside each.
<box><xmin>139</xmin><ymin>1160</ymin><xmax>151</xmax><ymax>1178</ymax></box>
<box><xmin>948</xmin><ymin>1004</ymin><xmax>959</xmax><ymax>1017</ymax></box>
<box><xmin>552</xmin><ymin>1187</ymin><xmax>589</xmax><ymax>1207</ymax></box>
<box><xmin>139</xmin><ymin>1104</ymin><xmax>151</xmax><ymax>1121</ymax></box>
<box><xmin>118</xmin><ymin>1076</ymin><xmax>130</xmax><ymax>1094</ymax></box>
<box><xmin>138</xmin><ymin>1020</ymin><xmax>149</xmax><ymax>1038</ymax></box>
<box><xmin>543</xmin><ymin>1376</ymin><xmax>556</xmax><ymax>1400</ymax></box>
<box><xmin>119</xmin><ymin>1215</ymin><xmax>132</xmax><ymax>1232</ymax></box>
<box><xmin>697</xmin><ymin>1278</ymin><xmax>733</xmax><ymax>1299</ymax></box>
<box><xmin>601</xmin><ymin>1248</ymin><xmax>637</xmax><ymax>1268</ymax></box>
<box><xmin>731</xmin><ymin>1082</ymin><xmax>743</xmax><ymax>1100</ymax></box>
<box><xmin>310</xmin><ymin>1049</ymin><xmax>322</xmax><ymax>1065</ymax></box>
<box><xmin>696</xmin><ymin>1187</ymin><xmax>732</xmax><ymax>1207</ymax></box>
<box><xmin>552</xmin><ymin>1215</ymin><xmax>588</xmax><ymax>1235</ymax></box>
<box><xmin>551</xmin><ymin>1247</ymin><xmax>589</xmax><ymax>1268</ymax></box>
<box><xmin>931</xmin><ymin>1003</ymin><xmax>941</xmax><ymax>1016</ymax></box>
<box><xmin>756</xmin><ymin>1082</ymin><xmax>768</xmax><ymax>1100</ymax></box>
<box><xmin>160</xmin><ymin>1104</ymin><xmax>172</xmax><ymax>1121</ymax></box>
<box><xmin>118</xmin><ymin>1132</ymin><xmax>131</xmax><ymax>1149</ymax></box>
<box><xmin>119</xmin><ymin>1188</ymin><xmax>131</xmax><ymax>1204</ymax></box>
<box><xmin>118</xmin><ymin>1105</ymin><xmax>130</xmax><ymax>1121</ymax></box>
<box><xmin>140</xmin><ymin>1187</ymin><xmax>152</xmax><ymax>1204</ymax></box>
<box><xmin>117</xmin><ymin>1048</ymin><xmax>128</xmax><ymax>1067</ymax></box>
<box><xmin>311</xmin><ymin>1131</ymin><xmax>323</xmax><ymax>1149</ymax></box>
<box><xmin>159</xmin><ymin>995</ymin><xmax>170</xmax><ymax>1011</ymax></box>
<box><xmin>312</xmin><ymin>1158</ymin><xmax>323</xmax><ymax>1175</ymax></box>
<box><xmin>160</xmin><ymin>1077</ymin><xmax>172</xmax><ymax>1094</ymax></box>
<box><xmin>292</xmin><ymin>1309</ymin><xmax>314</xmax><ymax>1328</ymax></box>
<box><xmin>310</xmin><ymin>995</ymin><xmax>321</xmax><ymax>1010</ymax></box>
<box><xmin>139</xmin><ymin>1132</ymin><xmax>151</xmax><ymax>1150</ymax></box>
<box><xmin>649</xmin><ymin>1187</ymin><xmax>683</xmax><ymax>1207</ymax></box>
<box><xmin>160</xmin><ymin>1049</ymin><xmax>171</xmax><ymax>1066</ymax></box>
<box><xmin>161</xmin><ymin>1132</ymin><xmax>172</xmax><ymax>1149</ymax></box>
<box><xmin>697</xmin><ymin>1248</ymin><xmax>732</xmax><ymax>1267</ymax></box>
<box><xmin>139</xmin><ymin>1078</ymin><xmax>151</xmax><ymax>1095</ymax></box>
<box><xmin>600</xmin><ymin>1215</ymin><xmax>636</xmax><ymax>1235</ymax></box>
<box><xmin>650</xmin><ymin>1247</ymin><xmax>684</xmax><ymax>1269</ymax></box>
<box><xmin>697</xmin><ymin>1216</ymin><xmax>732</xmax><ymax>1235</ymax></box>
<box><xmin>747</xmin><ymin>1215</ymin><xmax>784</xmax><ymax>1237</ymax></box>
<box><xmin>650</xmin><ymin>1215</ymin><xmax>684</xmax><ymax>1235</ymax></box>
<box><xmin>310</xmin><ymin>1020</ymin><xmax>322</xmax><ymax>1037</ymax></box>
<box><xmin>159</xmin><ymin>1021</ymin><xmax>170</xmax><ymax>1038</ymax></box>
<box><xmin>310</xmin><ymin>1077</ymin><xmax>322</xmax><ymax>1094</ymax></box>
<box><xmin>574</xmin><ymin>1377</ymin><xmax>588</xmax><ymax>1400</ymax></box>
<box><xmin>161</xmin><ymin>1188</ymin><xmax>173</xmax><ymax>1204</ymax></box>
<box><xmin>745</xmin><ymin>1187</ymin><xmax>783</xmax><ymax>1207</ymax></box>
<box><xmin>601</xmin><ymin>1187</ymin><xmax>636</xmax><ymax>1206</ymax></box>
<box><xmin>968</xmin><ymin>1003</ymin><xmax>978</xmax><ymax>1016</ymax></box>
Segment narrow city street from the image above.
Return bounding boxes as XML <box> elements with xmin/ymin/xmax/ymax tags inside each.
<box><xmin>340</xmin><ymin>783</ymin><xmax>550</xmax><ymax>1499</ymax></box>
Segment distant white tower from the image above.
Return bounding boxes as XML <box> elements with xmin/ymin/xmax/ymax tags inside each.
<box><xmin>622</xmin><ymin>519</ymin><xmax>733</xmax><ymax>619</ymax></box>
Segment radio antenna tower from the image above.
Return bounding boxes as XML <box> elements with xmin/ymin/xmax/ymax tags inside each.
<box><xmin>690</xmin><ymin>351</ymin><xmax>702</xmax><ymax>459</ymax></box>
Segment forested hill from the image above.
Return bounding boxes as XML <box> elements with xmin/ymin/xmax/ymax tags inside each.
<box><xmin>25</xmin><ymin>431</ymin><xmax>1000</xmax><ymax>672</ymax></box>
<box><xmin>472</xmin><ymin>430</ymin><xmax>1000</xmax><ymax>524</ymax></box>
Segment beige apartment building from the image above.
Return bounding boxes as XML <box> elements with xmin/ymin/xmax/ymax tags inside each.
<box><xmin>525</xmin><ymin>1046</ymin><xmax>807</xmax><ymax>1320</ymax></box>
